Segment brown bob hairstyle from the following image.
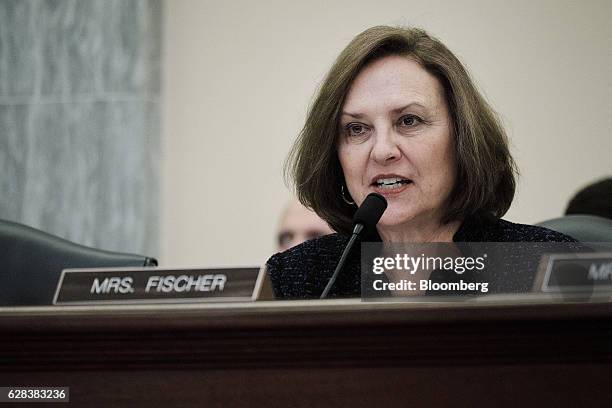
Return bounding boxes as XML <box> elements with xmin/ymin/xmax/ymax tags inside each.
<box><xmin>286</xmin><ymin>26</ymin><xmax>517</xmax><ymax>235</ymax></box>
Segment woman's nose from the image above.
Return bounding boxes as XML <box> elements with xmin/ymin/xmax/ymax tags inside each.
<box><xmin>371</xmin><ymin>127</ymin><xmax>401</xmax><ymax>165</ymax></box>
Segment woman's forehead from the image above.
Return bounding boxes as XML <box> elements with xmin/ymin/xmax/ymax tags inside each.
<box><xmin>342</xmin><ymin>55</ymin><xmax>445</xmax><ymax>115</ymax></box>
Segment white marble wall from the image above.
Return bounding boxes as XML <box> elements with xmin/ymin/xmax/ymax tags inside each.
<box><xmin>0</xmin><ymin>0</ymin><xmax>161</xmax><ymax>257</ymax></box>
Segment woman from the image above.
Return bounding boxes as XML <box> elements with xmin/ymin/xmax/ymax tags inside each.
<box><xmin>267</xmin><ymin>26</ymin><xmax>575</xmax><ymax>299</ymax></box>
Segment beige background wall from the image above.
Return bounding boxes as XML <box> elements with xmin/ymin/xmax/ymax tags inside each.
<box><xmin>160</xmin><ymin>0</ymin><xmax>612</xmax><ymax>267</ymax></box>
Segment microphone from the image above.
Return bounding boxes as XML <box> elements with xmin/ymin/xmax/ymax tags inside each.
<box><xmin>320</xmin><ymin>193</ymin><xmax>387</xmax><ymax>299</ymax></box>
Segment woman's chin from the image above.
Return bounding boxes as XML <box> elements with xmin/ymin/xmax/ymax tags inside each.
<box><xmin>376</xmin><ymin>210</ymin><xmax>416</xmax><ymax>230</ymax></box>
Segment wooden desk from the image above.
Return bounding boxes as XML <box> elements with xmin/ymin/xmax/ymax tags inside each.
<box><xmin>1</xmin><ymin>297</ymin><xmax>612</xmax><ymax>407</ymax></box>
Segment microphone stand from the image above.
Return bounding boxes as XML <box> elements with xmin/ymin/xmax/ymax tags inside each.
<box><xmin>320</xmin><ymin>224</ymin><xmax>364</xmax><ymax>299</ymax></box>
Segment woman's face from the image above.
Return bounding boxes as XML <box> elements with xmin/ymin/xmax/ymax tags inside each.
<box><xmin>337</xmin><ymin>55</ymin><xmax>456</xmax><ymax>231</ymax></box>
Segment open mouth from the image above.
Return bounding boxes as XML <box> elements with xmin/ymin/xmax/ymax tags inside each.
<box><xmin>372</xmin><ymin>177</ymin><xmax>412</xmax><ymax>190</ymax></box>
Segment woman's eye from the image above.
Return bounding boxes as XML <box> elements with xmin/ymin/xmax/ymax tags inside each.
<box><xmin>399</xmin><ymin>115</ymin><xmax>421</xmax><ymax>127</ymax></box>
<box><xmin>346</xmin><ymin>123</ymin><xmax>368</xmax><ymax>136</ymax></box>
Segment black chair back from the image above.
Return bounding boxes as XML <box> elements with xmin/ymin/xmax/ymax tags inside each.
<box><xmin>0</xmin><ymin>219</ymin><xmax>157</xmax><ymax>305</ymax></box>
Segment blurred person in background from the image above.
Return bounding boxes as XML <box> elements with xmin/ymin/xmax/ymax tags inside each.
<box><xmin>566</xmin><ymin>178</ymin><xmax>612</xmax><ymax>220</ymax></box>
<box><xmin>277</xmin><ymin>199</ymin><xmax>334</xmax><ymax>252</ymax></box>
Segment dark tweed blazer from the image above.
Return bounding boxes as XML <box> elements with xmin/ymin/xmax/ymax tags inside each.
<box><xmin>266</xmin><ymin>212</ymin><xmax>577</xmax><ymax>299</ymax></box>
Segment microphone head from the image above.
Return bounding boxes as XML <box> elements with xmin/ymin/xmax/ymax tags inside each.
<box><xmin>353</xmin><ymin>193</ymin><xmax>388</xmax><ymax>229</ymax></box>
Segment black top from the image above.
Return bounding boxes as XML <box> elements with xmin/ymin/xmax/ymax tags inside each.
<box><xmin>266</xmin><ymin>213</ymin><xmax>577</xmax><ymax>299</ymax></box>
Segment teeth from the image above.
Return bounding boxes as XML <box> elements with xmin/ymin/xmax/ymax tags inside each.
<box><xmin>379</xmin><ymin>182</ymin><xmax>403</xmax><ymax>189</ymax></box>
<box><xmin>375</xmin><ymin>177</ymin><xmax>408</xmax><ymax>185</ymax></box>
<box><xmin>377</xmin><ymin>177</ymin><xmax>401</xmax><ymax>184</ymax></box>
<box><xmin>374</xmin><ymin>177</ymin><xmax>411</xmax><ymax>190</ymax></box>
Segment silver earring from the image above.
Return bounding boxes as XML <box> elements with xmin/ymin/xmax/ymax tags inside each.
<box><xmin>341</xmin><ymin>185</ymin><xmax>355</xmax><ymax>205</ymax></box>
